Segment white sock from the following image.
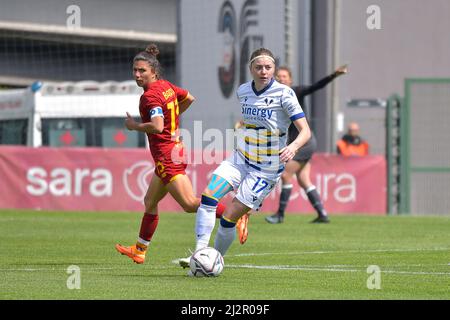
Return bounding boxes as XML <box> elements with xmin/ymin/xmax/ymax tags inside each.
<box><xmin>195</xmin><ymin>204</ymin><xmax>216</xmax><ymax>251</ymax></box>
<box><xmin>214</xmin><ymin>223</ymin><xmax>236</xmax><ymax>257</ymax></box>
<box><xmin>137</xmin><ymin>237</ymin><xmax>150</xmax><ymax>247</ymax></box>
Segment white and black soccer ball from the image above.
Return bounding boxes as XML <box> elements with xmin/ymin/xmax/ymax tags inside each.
<box><xmin>189</xmin><ymin>247</ymin><xmax>224</xmax><ymax>277</ymax></box>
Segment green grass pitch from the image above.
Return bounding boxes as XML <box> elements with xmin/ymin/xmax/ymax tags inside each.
<box><xmin>0</xmin><ymin>209</ymin><xmax>449</xmax><ymax>300</ymax></box>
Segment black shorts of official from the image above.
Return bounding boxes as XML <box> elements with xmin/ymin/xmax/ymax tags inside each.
<box><xmin>292</xmin><ymin>133</ymin><xmax>317</xmax><ymax>163</ymax></box>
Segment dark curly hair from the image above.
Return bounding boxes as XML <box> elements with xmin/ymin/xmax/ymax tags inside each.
<box><xmin>133</xmin><ymin>44</ymin><xmax>162</xmax><ymax>79</ymax></box>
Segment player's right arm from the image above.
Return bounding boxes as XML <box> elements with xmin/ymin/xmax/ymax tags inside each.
<box><xmin>125</xmin><ymin>111</ymin><xmax>164</xmax><ymax>134</ymax></box>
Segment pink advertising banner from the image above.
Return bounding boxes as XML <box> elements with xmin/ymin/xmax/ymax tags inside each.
<box><xmin>0</xmin><ymin>146</ymin><xmax>386</xmax><ymax>214</ymax></box>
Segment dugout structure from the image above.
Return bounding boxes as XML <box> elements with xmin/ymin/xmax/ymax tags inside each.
<box><xmin>387</xmin><ymin>78</ymin><xmax>450</xmax><ymax>215</ymax></box>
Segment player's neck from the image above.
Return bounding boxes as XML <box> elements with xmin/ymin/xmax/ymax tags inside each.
<box><xmin>144</xmin><ymin>78</ymin><xmax>160</xmax><ymax>90</ymax></box>
<box><xmin>252</xmin><ymin>78</ymin><xmax>274</xmax><ymax>95</ymax></box>
<box><xmin>254</xmin><ymin>83</ymin><xmax>266</xmax><ymax>91</ymax></box>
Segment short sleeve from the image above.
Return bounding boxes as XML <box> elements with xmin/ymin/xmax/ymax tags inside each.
<box><xmin>142</xmin><ymin>93</ymin><xmax>163</xmax><ymax>109</ymax></box>
<box><xmin>172</xmin><ymin>84</ymin><xmax>189</xmax><ymax>103</ymax></box>
<box><xmin>141</xmin><ymin>94</ymin><xmax>164</xmax><ymax>120</ymax></box>
<box><xmin>281</xmin><ymin>87</ymin><xmax>305</xmax><ymax>121</ymax></box>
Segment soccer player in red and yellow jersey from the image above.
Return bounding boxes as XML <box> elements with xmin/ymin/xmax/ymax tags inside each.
<box><xmin>115</xmin><ymin>44</ymin><xmax>247</xmax><ymax>264</ymax></box>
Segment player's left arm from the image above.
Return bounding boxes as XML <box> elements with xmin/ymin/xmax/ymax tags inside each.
<box><xmin>178</xmin><ymin>92</ymin><xmax>195</xmax><ymax>114</ymax></box>
<box><xmin>279</xmin><ymin>117</ymin><xmax>311</xmax><ymax>162</ymax></box>
<box><xmin>301</xmin><ymin>64</ymin><xmax>348</xmax><ymax>97</ymax></box>
<box><xmin>279</xmin><ymin>87</ymin><xmax>311</xmax><ymax>162</ymax></box>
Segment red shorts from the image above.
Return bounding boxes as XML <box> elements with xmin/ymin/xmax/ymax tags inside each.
<box><xmin>153</xmin><ymin>143</ymin><xmax>188</xmax><ymax>185</ymax></box>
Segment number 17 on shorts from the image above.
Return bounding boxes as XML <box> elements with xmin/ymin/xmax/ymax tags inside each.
<box><xmin>237</xmin><ymin>172</ymin><xmax>279</xmax><ymax>211</ymax></box>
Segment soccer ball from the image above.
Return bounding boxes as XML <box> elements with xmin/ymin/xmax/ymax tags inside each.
<box><xmin>189</xmin><ymin>247</ymin><xmax>224</xmax><ymax>277</ymax></box>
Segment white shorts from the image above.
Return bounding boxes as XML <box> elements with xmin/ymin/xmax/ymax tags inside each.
<box><xmin>212</xmin><ymin>151</ymin><xmax>282</xmax><ymax>211</ymax></box>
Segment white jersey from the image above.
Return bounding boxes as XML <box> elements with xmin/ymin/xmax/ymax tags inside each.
<box><xmin>236</xmin><ymin>78</ymin><xmax>305</xmax><ymax>173</ymax></box>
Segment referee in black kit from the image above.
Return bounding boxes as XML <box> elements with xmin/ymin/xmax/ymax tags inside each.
<box><xmin>266</xmin><ymin>64</ymin><xmax>348</xmax><ymax>224</ymax></box>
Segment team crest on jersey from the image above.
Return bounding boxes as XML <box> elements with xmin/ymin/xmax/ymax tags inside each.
<box><xmin>264</xmin><ymin>98</ymin><xmax>273</xmax><ymax>105</ymax></box>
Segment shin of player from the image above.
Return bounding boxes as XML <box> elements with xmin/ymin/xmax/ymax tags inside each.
<box><xmin>195</xmin><ymin>175</ymin><xmax>233</xmax><ymax>251</ymax></box>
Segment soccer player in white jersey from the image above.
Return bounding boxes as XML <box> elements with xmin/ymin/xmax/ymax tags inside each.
<box><xmin>179</xmin><ymin>48</ymin><xmax>311</xmax><ymax>269</ymax></box>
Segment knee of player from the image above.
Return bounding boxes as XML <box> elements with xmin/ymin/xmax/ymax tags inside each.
<box><xmin>298</xmin><ymin>172</ymin><xmax>311</xmax><ymax>185</ymax></box>
<box><xmin>201</xmin><ymin>188</ymin><xmax>215</xmax><ymax>198</ymax></box>
<box><xmin>281</xmin><ymin>172</ymin><xmax>293</xmax><ymax>183</ymax></box>
<box><xmin>179</xmin><ymin>197</ymin><xmax>199</xmax><ymax>213</ymax></box>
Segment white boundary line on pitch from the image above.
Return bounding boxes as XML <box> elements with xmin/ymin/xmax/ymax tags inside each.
<box><xmin>226</xmin><ymin>264</ymin><xmax>450</xmax><ymax>276</ymax></box>
<box><xmin>2</xmin><ymin>264</ymin><xmax>449</xmax><ymax>276</ymax></box>
<box><xmin>2</xmin><ymin>263</ymin><xmax>449</xmax><ymax>276</ymax></box>
<box><xmin>228</xmin><ymin>247</ymin><xmax>450</xmax><ymax>257</ymax></box>
<box><xmin>0</xmin><ymin>266</ymin><xmax>172</xmax><ymax>272</ymax></box>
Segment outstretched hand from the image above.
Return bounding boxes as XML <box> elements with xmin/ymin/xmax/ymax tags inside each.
<box><xmin>125</xmin><ymin>112</ymin><xmax>137</xmax><ymax>131</ymax></box>
<box><xmin>335</xmin><ymin>64</ymin><xmax>348</xmax><ymax>76</ymax></box>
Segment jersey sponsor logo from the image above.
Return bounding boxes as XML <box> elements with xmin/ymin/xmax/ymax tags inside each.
<box><xmin>286</xmin><ymin>105</ymin><xmax>298</xmax><ymax>114</ymax></box>
<box><xmin>241</xmin><ymin>106</ymin><xmax>273</xmax><ymax>119</ymax></box>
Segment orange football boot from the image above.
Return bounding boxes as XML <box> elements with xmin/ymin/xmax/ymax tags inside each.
<box><xmin>236</xmin><ymin>214</ymin><xmax>249</xmax><ymax>244</ymax></box>
<box><xmin>115</xmin><ymin>244</ymin><xmax>146</xmax><ymax>264</ymax></box>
